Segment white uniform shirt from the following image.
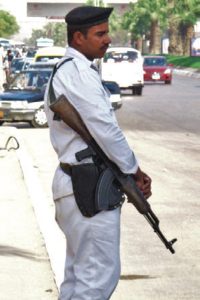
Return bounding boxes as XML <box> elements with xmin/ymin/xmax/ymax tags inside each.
<box><xmin>44</xmin><ymin>47</ymin><xmax>139</xmax><ymax>200</ymax></box>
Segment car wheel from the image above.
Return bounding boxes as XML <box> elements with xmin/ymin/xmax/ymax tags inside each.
<box><xmin>136</xmin><ymin>86</ymin><xmax>143</xmax><ymax>95</ymax></box>
<box><xmin>31</xmin><ymin>106</ymin><xmax>48</xmax><ymax>128</ymax></box>
<box><xmin>132</xmin><ymin>88</ymin><xmax>136</xmax><ymax>95</ymax></box>
<box><xmin>165</xmin><ymin>80</ymin><xmax>171</xmax><ymax>84</ymax></box>
<box><xmin>0</xmin><ymin>121</ymin><xmax>4</xmax><ymax>126</ymax></box>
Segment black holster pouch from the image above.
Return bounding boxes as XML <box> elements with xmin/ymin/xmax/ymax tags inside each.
<box><xmin>70</xmin><ymin>163</ymin><xmax>100</xmax><ymax>217</ymax></box>
<box><xmin>60</xmin><ymin>162</ymin><xmax>124</xmax><ymax>218</ymax></box>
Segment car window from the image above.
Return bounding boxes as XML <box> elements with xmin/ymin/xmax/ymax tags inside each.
<box><xmin>10</xmin><ymin>59</ymin><xmax>25</xmax><ymax>73</ymax></box>
<box><xmin>144</xmin><ymin>57</ymin><xmax>166</xmax><ymax>66</ymax></box>
<box><xmin>26</xmin><ymin>49</ymin><xmax>37</xmax><ymax>58</ymax></box>
<box><xmin>11</xmin><ymin>59</ymin><xmax>23</xmax><ymax>68</ymax></box>
<box><xmin>103</xmin><ymin>50</ymin><xmax>138</xmax><ymax>63</ymax></box>
<box><xmin>9</xmin><ymin>71</ymin><xmax>51</xmax><ymax>90</ymax></box>
<box><xmin>15</xmin><ymin>61</ymin><xmax>24</xmax><ymax>71</ymax></box>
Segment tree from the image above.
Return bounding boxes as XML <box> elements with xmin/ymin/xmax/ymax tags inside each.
<box><xmin>43</xmin><ymin>22</ymin><xmax>67</xmax><ymax>47</ymax></box>
<box><xmin>0</xmin><ymin>10</ymin><xmax>20</xmax><ymax>37</ymax></box>
<box><xmin>24</xmin><ymin>22</ymin><xmax>67</xmax><ymax>47</ymax></box>
<box><xmin>168</xmin><ymin>0</ymin><xmax>183</xmax><ymax>55</ymax></box>
<box><xmin>179</xmin><ymin>0</ymin><xmax>200</xmax><ymax>55</ymax></box>
<box><xmin>168</xmin><ymin>0</ymin><xmax>200</xmax><ymax>55</ymax></box>
<box><xmin>122</xmin><ymin>0</ymin><xmax>168</xmax><ymax>54</ymax></box>
<box><xmin>86</xmin><ymin>0</ymin><xmax>126</xmax><ymax>45</ymax></box>
<box><xmin>24</xmin><ymin>29</ymin><xmax>44</xmax><ymax>47</ymax></box>
<box><xmin>109</xmin><ymin>12</ymin><xmax>129</xmax><ymax>46</ymax></box>
<box><xmin>122</xmin><ymin>3</ymin><xmax>149</xmax><ymax>51</ymax></box>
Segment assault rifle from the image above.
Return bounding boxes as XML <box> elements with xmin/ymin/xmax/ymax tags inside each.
<box><xmin>50</xmin><ymin>95</ymin><xmax>177</xmax><ymax>254</ymax></box>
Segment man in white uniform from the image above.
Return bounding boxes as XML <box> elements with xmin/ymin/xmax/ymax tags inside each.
<box><xmin>44</xmin><ymin>6</ymin><xmax>152</xmax><ymax>300</ymax></box>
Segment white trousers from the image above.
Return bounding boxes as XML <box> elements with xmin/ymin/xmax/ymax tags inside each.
<box><xmin>55</xmin><ymin>195</ymin><xmax>121</xmax><ymax>300</ymax></box>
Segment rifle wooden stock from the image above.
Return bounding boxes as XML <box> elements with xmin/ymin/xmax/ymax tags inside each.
<box><xmin>50</xmin><ymin>95</ymin><xmax>92</xmax><ymax>144</ymax></box>
<box><xmin>50</xmin><ymin>94</ymin><xmax>177</xmax><ymax>253</ymax></box>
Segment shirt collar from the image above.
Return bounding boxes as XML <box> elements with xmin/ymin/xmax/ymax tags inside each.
<box><xmin>65</xmin><ymin>46</ymin><xmax>92</xmax><ymax>67</ymax></box>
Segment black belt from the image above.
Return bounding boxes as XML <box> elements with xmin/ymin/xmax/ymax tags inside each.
<box><xmin>60</xmin><ymin>162</ymin><xmax>72</xmax><ymax>176</ymax></box>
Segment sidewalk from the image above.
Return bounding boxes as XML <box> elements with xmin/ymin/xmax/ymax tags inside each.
<box><xmin>0</xmin><ymin>127</ymin><xmax>58</xmax><ymax>300</ymax></box>
<box><xmin>173</xmin><ymin>66</ymin><xmax>200</xmax><ymax>78</ymax></box>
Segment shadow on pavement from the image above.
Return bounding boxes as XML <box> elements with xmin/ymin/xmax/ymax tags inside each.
<box><xmin>120</xmin><ymin>274</ymin><xmax>156</xmax><ymax>280</ymax></box>
<box><xmin>0</xmin><ymin>244</ymin><xmax>48</xmax><ymax>261</ymax></box>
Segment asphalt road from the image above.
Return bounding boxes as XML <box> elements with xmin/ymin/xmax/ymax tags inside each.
<box><xmin>3</xmin><ymin>73</ymin><xmax>200</xmax><ymax>299</ymax></box>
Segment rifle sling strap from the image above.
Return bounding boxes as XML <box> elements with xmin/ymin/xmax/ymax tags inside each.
<box><xmin>48</xmin><ymin>57</ymin><xmax>73</xmax><ymax>120</ymax></box>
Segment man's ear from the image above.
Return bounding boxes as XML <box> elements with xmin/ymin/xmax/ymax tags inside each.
<box><xmin>73</xmin><ymin>31</ymin><xmax>85</xmax><ymax>46</ymax></box>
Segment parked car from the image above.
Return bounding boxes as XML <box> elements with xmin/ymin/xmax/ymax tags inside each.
<box><xmin>0</xmin><ymin>68</ymin><xmax>52</xmax><ymax>128</ymax></box>
<box><xmin>102</xmin><ymin>80</ymin><xmax>122</xmax><ymax>110</ymax></box>
<box><xmin>143</xmin><ymin>55</ymin><xmax>173</xmax><ymax>84</ymax></box>
<box><xmin>100</xmin><ymin>47</ymin><xmax>144</xmax><ymax>95</ymax></box>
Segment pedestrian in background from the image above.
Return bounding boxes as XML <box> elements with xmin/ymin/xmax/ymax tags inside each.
<box><xmin>0</xmin><ymin>44</ymin><xmax>5</xmax><ymax>91</ymax></box>
<box><xmin>6</xmin><ymin>49</ymin><xmax>14</xmax><ymax>72</ymax></box>
<box><xmin>45</xmin><ymin>5</ymin><xmax>152</xmax><ymax>300</ymax></box>
<box><xmin>3</xmin><ymin>57</ymin><xmax>10</xmax><ymax>84</ymax></box>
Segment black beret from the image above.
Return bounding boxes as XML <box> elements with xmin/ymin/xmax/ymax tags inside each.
<box><xmin>65</xmin><ymin>6</ymin><xmax>113</xmax><ymax>27</ymax></box>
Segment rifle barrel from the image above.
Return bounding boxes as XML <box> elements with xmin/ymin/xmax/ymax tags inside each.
<box><xmin>144</xmin><ymin>211</ymin><xmax>177</xmax><ymax>254</ymax></box>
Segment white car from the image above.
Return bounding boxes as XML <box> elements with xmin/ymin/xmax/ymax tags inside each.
<box><xmin>100</xmin><ymin>47</ymin><xmax>144</xmax><ymax>95</ymax></box>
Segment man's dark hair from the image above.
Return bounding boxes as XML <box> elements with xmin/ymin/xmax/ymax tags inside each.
<box><xmin>67</xmin><ymin>25</ymin><xmax>90</xmax><ymax>45</ymax></box>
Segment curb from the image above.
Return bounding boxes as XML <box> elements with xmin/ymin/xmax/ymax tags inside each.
<box><xmin>9</xmin><ymin>127</ymin><xmax>65</xmax><ymax>290</ymax></box>
<box><xmin>173</xmin><ymin>67</ymin><xmax>200</xmax><ymax>79</ymax></box>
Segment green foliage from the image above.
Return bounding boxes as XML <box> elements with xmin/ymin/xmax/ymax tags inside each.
<box><xmin>122</xmin><ymin>0</ymin><xmax>200</xmax><ymax>55</ymax></box>
<box><xmin>108</xmin><ymin>10</ymin><xmax>125</xmax><ymax>44</ymax></box>
<box><xmin>166</xmin><ymin>55</ymin><xmax>200</xmax><ymax>69</ymax></box>
<box><xmin>170</xmin><ymin>0</ymin><xmax>200</xmax><ymax>26</ymax></box>
<box><xmin>122</xmin><ymin>0</ymin><xmax>168</xmax><ymax>38</ymax></box>
<box><xmin>85</xmin><ymin>0</ymin><xmax>105</xmax><ymax>6</ymax></box>
<box><xmin>168</xmin><ymin>0</ymin><xmax>200</xmax><ymax>55</ymax></box>
<box><xmin>85</xmin><ymin>0</ymin><xmax>126</xmax><ymax>45</ymax></box>
<box><xmin>24</xmin><ymin>29</ymin><xmax>44</xmax><ymax>46</ymax></box>
<box><xmin>43</xmin><ymin>23</ymin><xmax>67</xmax><ymax>46</ymax></box>
<box><xmin>0</xmin><ymin>10</ymin><xmax>20</xmax><ymax>37</ymax></box>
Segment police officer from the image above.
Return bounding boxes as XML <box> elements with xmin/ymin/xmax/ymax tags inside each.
<box><xmin>44</xmin><ymin>5</ymin><xmax>151</xmax><ymax>300</ymax></box>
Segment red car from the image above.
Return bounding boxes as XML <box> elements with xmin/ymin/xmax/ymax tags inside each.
<box><xmin>143</xmin><ymin>55</ymin><xmax>173</xmax><ymax>84</ymax></box>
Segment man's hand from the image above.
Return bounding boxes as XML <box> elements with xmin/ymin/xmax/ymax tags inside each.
<box><xmin>133</xmin><ymin>167</ymin><xmax>152</xmax><ymax>199</ymax></box>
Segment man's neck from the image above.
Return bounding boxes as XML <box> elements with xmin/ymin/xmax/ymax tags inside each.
<box><xmin>69</xmin><ymin>44</ymin><xmax>93</xmax><ymax>61</ymax></box>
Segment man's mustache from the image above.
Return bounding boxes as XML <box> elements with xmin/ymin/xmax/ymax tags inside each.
<box><xmin>100</xmin><ymin>44</ymin><xmax>110</xmax><ymax>51</ymax></box>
